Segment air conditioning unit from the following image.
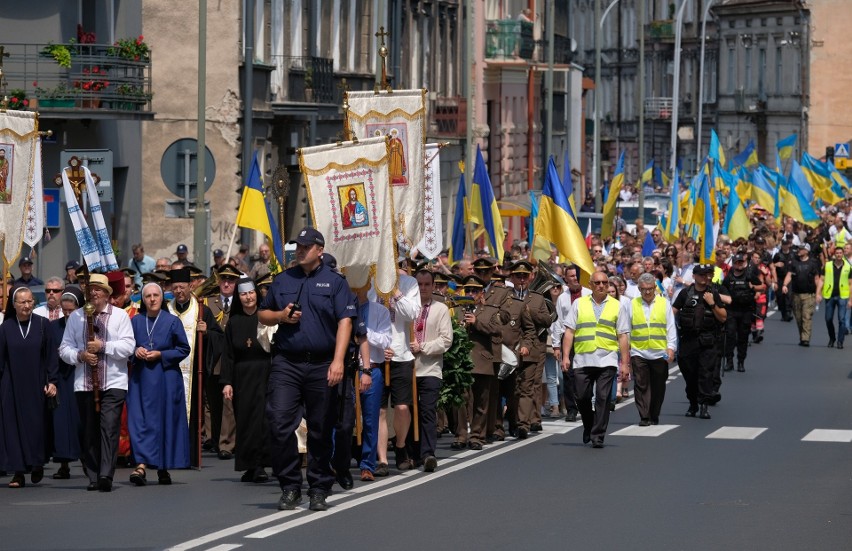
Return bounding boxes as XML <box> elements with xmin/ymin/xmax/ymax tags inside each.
<box><xmin>734</xmin><ymin>87</ymin><xmax>746</xmax><ymax>112</ymax></box>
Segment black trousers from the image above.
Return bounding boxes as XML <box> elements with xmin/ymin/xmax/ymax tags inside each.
<box><xmin>332</xmin><ymin>378</ymin><xmax>355</xmax><ymax>474</ymax></box>
<box><xmin>76</xmin><ymin>389</ymin><xmax>126</xmax><ymax>483</ymax></box>
<box><xmin>267</xmin><ymin>356</ymin><xmax>339</xmax><ymax>495</ymax></box>
<box><xmin>573</xmin><ymin>366</ymin><xmax>616</xmax><ymax>445</ymax></box>
<box><xmin>630</xmin><ymin>356</ymin><xmax>668</xmax><ymax>422</ymax></box>
<box><xmin>776</xmin><ymin>281</ymin><xmax>792</xmax><ymax>319</ymax></box>
<box><xmin>678</xmin><ymin>339</ymin><xmax>717</xmax><ymax>406</ymax></box>
<box><xmin>725</xmin><ymin>309</ymin><xmax>752</xmax><ymax>363</ymax></box>
<box><xmin>406</xmin><ymin>376</ymin><xmax>441</xmax><ymax>460</ymax></box>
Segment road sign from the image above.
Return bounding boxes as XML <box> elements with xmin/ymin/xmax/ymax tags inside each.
<box><xmin>836</xmin><ymin>158</ymin><xmax>847</xmax><ymax>170</ymax></box>
<box><xmin>835</xmin><ymin>142</ymin><xmax>849</xmax><ymax>158</ymax></box>
<box><xmin>44</xmin><ymin>189</ymin><xmax>60</xmax><ymax>228</ymax></box>
<box><xmin>160</xmin><ymin>138</ymin><xmax>216</xmax><ymax>198</ymax></box>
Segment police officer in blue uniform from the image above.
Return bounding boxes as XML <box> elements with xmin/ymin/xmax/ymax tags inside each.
<box><xmin>258</xmin><ymin>227</ymin><xmax>358</xmax><ymax>512</ymax></box>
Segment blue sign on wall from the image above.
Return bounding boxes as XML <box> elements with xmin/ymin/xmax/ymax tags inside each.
<box><xmin>44</xmin><ymin>188</ymin><xmax>61</xmax><ymax>228</ymax></box>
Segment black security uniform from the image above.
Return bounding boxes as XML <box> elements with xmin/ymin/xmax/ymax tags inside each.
<box><xmin>722</xmin><ymin>265</ymin><xmax>761</xmax><ymax>371</ymax></box>
<box><xmin>260</xmin><ymin>261</ymin><xmax>357</xmax><ymax>498</ymax></box>
<box><xmin>673</xmin><ymin>278</ymin><xmax>727</xmax><ymax>417</ymax></box>
<box><xmin>772</xmin><ymin>247</ymin><xmax>795</xmax><ymax>320</ymax></box>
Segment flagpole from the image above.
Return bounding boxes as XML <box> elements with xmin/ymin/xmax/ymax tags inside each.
<box><xmin>465</xmin><ymin>0</ymin><xmax>475</xmax><ymax>258</ymax></box>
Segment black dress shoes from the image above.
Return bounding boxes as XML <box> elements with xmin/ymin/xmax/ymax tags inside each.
<box><xmin>97</xmin><ymin>477</ymin><xmax>112</xmax><ymax>492</ymax></box>
<box><xmin>591</xmin><ymin>441</ymin><xmax>605</xmax><ymax>449</ymax></box>
<box><xmin>737</xmin><ymin>361</ymin><xmax>745</xmax><ymax>372</ymax></box>
<box><xmin>565</xmin><ymin>411</ymin><xmax>578</xmax><ymax>423</ymax></box>
<box><xmin>638</xmin><ymin>418</ymin><xmax>651</xmax><ymax>427</ymax></box>
<box><xmin>838</xmin><ymin>343</ymin><xmax>845</xmax><ymax>350</ymax></box>
<box><xmin>517</xmin><ymin>427</ymin><xmax>529</xmax><ymax>440</ymax></box>
<box><xmin>86</xmin><ymin>481</ymin><xmax>98</xmax><ymax>491</ymax></box>
<box><xmin>582</xmin><ymin>428</ymin><xmax>591</xmax><ymax>444</ymax></box>
<box><xmin>686</xmin><ymin>405</ymin><xmax>698</xmax><ymax>417</ymax></box>
<box><xmin>468</xmin><ymin>441</ymin><xmax>483</xmax><ymax>450</ymax></box>
<box><xmin>828</xmin><ymin>339</ymin><xmax>835</xmax><ymax>348</ymax></box>
<box><xmin>309</xmin><ymin>493</ymin><xmax>329</xmax><ymax>512</ymax></box>
<box><xmin>699</xmin><ymin>404</ymin><xmax>711</xmax><ymax>419</ymax></box>
<box><xmin>278</xmin><ymin>489</ymin><xmax>303</xmax><ymax>510</ymax></box>
<box><xmin>217</xmin><ymin>450</ymin><xmax>233</xmax><ymax>460</ymax></box>
<box><xmin>335</xmin><ymin>470</ymin><xmax>354</xmax><ymax>490</ymax></box>
<box><xmin>530</xmin><ymin>423</ymin><xmax>542</xmax><ymax>432</ymax></box>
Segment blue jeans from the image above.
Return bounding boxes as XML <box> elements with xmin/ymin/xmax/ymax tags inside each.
<box><xmin>358</xmin><ymin>366</ymin><xmax>384</xmax><ymax>473</ymax></box>
<box><xmin>824</xmin><ymin>296</ymin><xmax>848</xmax><ymax>344</ymax></box>
<box><xmin>543</xmin><ymin>354</ymin><xmax>560</xmax><ymax>408</ymax></box>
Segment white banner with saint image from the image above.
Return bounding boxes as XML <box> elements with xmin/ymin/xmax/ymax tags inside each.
<box><xmin>346</xmin><ymin>89</ymin><xmax>426</xmax><ymax>253</ymax></box>
<box><xmin>0</xmin><ymin>110</ymin><xmax>39</xmax><ymax>265</ymax></box>
<box><xmin>298</xmin><ymin>136</ymin><xmax>397</xmax><ymax>295</ymax></box>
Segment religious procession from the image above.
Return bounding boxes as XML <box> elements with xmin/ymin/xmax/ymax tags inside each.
<box><xmin>1</xmin><ymin>25</ymin><xmax>850</xmax><ymax>520</ymax></box>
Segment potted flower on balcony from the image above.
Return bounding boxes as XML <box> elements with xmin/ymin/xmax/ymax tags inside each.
<box><xmin>33</xmin><ymin>81</ymin><xmax>78</xmax><ymax>108</ymax></box>
<box><xmin>41</xmin><ymin>43</ymin><xmax>73</xmax><ymax>68</ymax></box>
<box><xmin>4</xmin><ymin>89</ymin><xmax>30</xmax><ymax>110</ymax></box>
<box><xmin>108</xmin><ymin>35</ymin><xmax>151</xmax><ymax>62</ymax></box>
<box><xmin>115</xmin><ymin>82</ymin><xmax>153</xmax><ymax>110</ymax></box>
<box><xmin>74</xmin><ymin>66</ymin><xmax>109</xmax><ymax>108</ymax></box>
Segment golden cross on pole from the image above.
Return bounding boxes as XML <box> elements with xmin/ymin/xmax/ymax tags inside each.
<box><xmin>53</xmin><ymin>156</ymin><xmax>101</xmax><ymax>206</ymax></box>
<box><xmin>375</xmin><ymin>26</ymin><xmax>392</xmax><ymax>93</ymax></box>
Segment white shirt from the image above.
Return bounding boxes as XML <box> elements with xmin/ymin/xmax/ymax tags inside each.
<box><xmin>550</xmin><ymin>287</ymin><xmax>592</xmax><ymax>347</ymax></box>
<box><xmin>563</xmin><ymin>294</ymin><xmax>630</xmax><ymax>369</ymax></box>
<box><xmin>413</xmin><ymin>300</ymin><xmax>453</xmax><ymax>379</ymax></box>
<box><xmin>627</xmin><ymin>295</ymin><xmax>678</xmax><ymax>360</ymax></box>
<box><xmin>368</xmin><ymin>273</ymin><xmax>421</xmax><ymax>362</ymax></box>
<box><xmin>673</xmin><ymin>263</ymin><xmax>694</xmax><ymax>297</ymax></box>
<box><xmin>33</xmin><ymin>304</ymin><xmax>62</xmax><ymax>321</ymax></box>
<box><xmin>623</xmin><ymin>280</ymin><xmax>641</xmax><ymax>299</ymax></box>
<box><xmin>59</xmin><ymin>304</ymin><xmax>135</xmax><ymax>391</ymax></box>
<box><xmin>360</xmin><ymin>300</ymin><xmax>393</xmax><ymax>365</ymax></box>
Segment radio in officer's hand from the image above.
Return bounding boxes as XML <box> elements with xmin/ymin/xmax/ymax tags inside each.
<box><xmin>288</xmin><ymin>302</ymin><xmax>302</xmax><ymax>318</ymax></box>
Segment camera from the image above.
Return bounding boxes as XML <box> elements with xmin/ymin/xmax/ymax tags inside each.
<box><xmin>464</xmin><ymin>305</ymin><xmax>475</xmax><ymax>315</ymax></box>
<box><xmin>288</xmin><ymin>302</ymin><xmax>302</xmax><ymax>318</ymax></box>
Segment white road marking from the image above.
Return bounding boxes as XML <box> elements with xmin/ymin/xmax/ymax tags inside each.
<box><xmin>610</xmin><ymin>424</ymin><xmax>679</xmax><ymax>437</ymax></box>
<box><xmin>801</xmin><ymin>429</ymin><xmax>852</xmax><ymax>442</ymax></box>
<box><xmin>203</xmin><ymin>545</ymin><xmax>243</xmax><ymax>551</ymax></box>
<box><xmin>245</xmin><ymin>434</ymin><xmax>553</xmax><ymax>539</ymax></box>
<box><xmin>706</xmin><ymin>426</ymin><xmax>768</xmax><ymax>440</ymax></box>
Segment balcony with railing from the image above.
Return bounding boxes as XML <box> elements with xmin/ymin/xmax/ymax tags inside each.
<box><xmin>270</xmin><ymin>55</ymin><xmax>335</xmax><ymax>104</ymax></box>
<box><xmin>485</xmin><ymin>20</ymin><xmax>535</xmax><ymax>61</ymax></box>
<box><xmin>0</xmin><ymin>42</ymin><xmax>153</xmax><ymax>118</ymax></box>
<box><xmin>429</xmin><ymin>96</ymin><xmax>467</xmax><ymax>138</ymax></box>
<box><xmin>534</xmin><ymin>34</ymin><xmax>575</xmax><ymax>64</ymax></box>
<box><xmin>645</xmin><ymin>97</ymin><xmax>673</xmax><ymax>119</ymax></box>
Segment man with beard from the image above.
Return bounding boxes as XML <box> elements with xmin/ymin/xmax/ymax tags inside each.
<box><xmin>166</xmin><ymin>267</ymin><xmax>223</xmax><ymax>467</ymax></box>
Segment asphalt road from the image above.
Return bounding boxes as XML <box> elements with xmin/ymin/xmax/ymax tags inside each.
<box><xmin>2</xmin><ymin>309</ymin><xmax>851</xmax><ymax>551</ymax></box>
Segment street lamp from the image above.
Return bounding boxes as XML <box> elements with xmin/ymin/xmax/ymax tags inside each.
<box><xmin>592</xmin><ymin>0</ymin><xmax>622</xmax><ymax>210</ymax></box>
<box><xmin>669</xmin><ymin>0</ymin><xmax>689</xmax><ymax>178</ymax></box>
<box><xmin>696</xmin><ymin>0</ymin><xmax>716</xmax><ymax>166</ymax></box>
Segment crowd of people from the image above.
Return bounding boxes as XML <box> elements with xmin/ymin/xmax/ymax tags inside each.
<box><xmin>0</xmin><ymin>202</ymin><xmax>849</xmax><ymax>510</ymax></box>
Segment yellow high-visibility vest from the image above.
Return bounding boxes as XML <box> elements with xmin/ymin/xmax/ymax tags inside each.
<box><xmin>574</xmin><ymin>296</ymin><xmax>620</xmax><ymax>354</ymax></box>
<box><xmin>631</xmin><ymin>296</ymin><xmax>668</xmax><ymax>351</ymax></box>
<box><xmin>822</xmin><ymin>260</ymin><xmax>851</xmax><ymax>299</ymax></box>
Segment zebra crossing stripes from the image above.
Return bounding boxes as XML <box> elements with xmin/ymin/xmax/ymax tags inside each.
<box><xmin>801</xmin><ymin>429</ymin><xmax>852</xmax><ymax>442</ymax></box>
<box><xmin>706</xmin><ymin>426</ymin><xmax>768</xmax><ymax>440</ymax></box>
<box><xmin>609</xmin><ymin>424</ymin><xmax>679</xmax><ymax>437</ymax></box>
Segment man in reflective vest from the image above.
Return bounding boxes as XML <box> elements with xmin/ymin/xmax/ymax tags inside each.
<box><xmin>561</xmin><ymin>272</ymin><xmax>630</xmax><ymax>448</ymax></box>
<box><xmin>628</xmin><ymin>273</ymin><xmax>677</xmax><ymax>426</ymax></box>
<box><xmin>816</xmin><ymin>247</ymin><xmax>852</xmax><ymax>349</ymax></box>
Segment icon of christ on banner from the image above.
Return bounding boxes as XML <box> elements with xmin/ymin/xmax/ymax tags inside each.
<box><xmin>339</xmin><ymin>183</ymin><xmax>370</xmax><ymax>229</ymax></box>
<box><xmin>0</xmin><ymin>144</ymin><xmax>15</xmax><ymax>204</ymax></box>
<box><xmin>368</xmin><ymin>124</ymin><xmax>409</xmax><ymax>185</ymax></box>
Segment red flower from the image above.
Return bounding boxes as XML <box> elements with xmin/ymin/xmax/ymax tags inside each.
<box><xmin>22</xmin><ymin>99</ymin><xmax>29</xmax><ymax>107</ymax></box>
<box><xmin>32</xmin><ymin>81</ymin><xmax>38</xmax><ymax>87</ymax></box>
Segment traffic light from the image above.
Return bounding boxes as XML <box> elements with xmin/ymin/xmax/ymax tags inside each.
<box><xmin>826</xmin><ymin>146</ymin><xmax>835</xmax><ymax>164</ymax></box>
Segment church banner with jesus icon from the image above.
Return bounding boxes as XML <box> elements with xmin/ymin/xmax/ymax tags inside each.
<box><xmin>298</xmin><ymin>136</ymin><xmax>398</xmax><ymax>296</ymax></box>
<box><xmin>345</xmin><ymin>89</ymin><xmax>426</xmax><ymax>253</ymax></box>
<box><xmin>0</xmin><ymin>110</ymin><xmax>39</xmax><ymax>266</ymax></box>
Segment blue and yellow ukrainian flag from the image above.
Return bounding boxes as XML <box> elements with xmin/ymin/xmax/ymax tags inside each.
<box><xmin>734</xmin><ymin>166</ymin><xmax>753</xmax><ymax>203</ymax></box>
<box><xmin>235</xmin><ymin>151</ymin><xmax>284</xmax><ymax>270</ymax></box>
<box><xmin>709</xmin><ymin>129</ymin><xmax>727</xmax><ymax>169</ymax></box>
<box><xmin>449</xmin><ymin>163</ymin><xmax>468</xmax><ymax>262</ymax></box>
<box><xmin>692</xmin><ymin>171</ymin><xmax>716</xmax><ymax>264</ymax></box>
<box><xmin>801</xmin><ymin>152</ymin><xmax>845</xmax><ymax>204</ymax></box>
<box><xmin>468</xmin><ymin>145</ymin><xmax>505</xmax><ymax>262</ymax></box>
<box><xmin>732</xmin><ymin>139</ymin><xmax>758</xmax><ymax>168</ymax></box>
<box><xmin>654</xmin><ymin>166</ymin><xmax>670</xmax><ymax>189</ymax></box>
<box><xmin>722</xmin><ymin>180</ymin><xmax>751</xmax><ymax>241</ymax></box>
<box><xmin>781</xmin><ymin>161</ymin><xmax>820</xmax><ymax>227</ymax></box>
<box><xmin>752</xmin><ymin>166</ymin><xmax>779</xmax><ymax>216</ymax></box>
<box><xmin>663</xmin><ymin>171</ymin><xmax>681</xmax><ymax>242</ymax></box>
<box><xmin>562</xmin><ymin>152</ymin><xmax>578</xmax><ymax>216</ymax></box>
<box><xmin>601</xmin><ymin>150</ymin><xmax>625</xmax><ymax>239</ymax></box>
<box><xmin>777</xmin><ymin>134</ymin><xmax>797</xmax><ymax>162</ymax></box>
<box><xmin>536</xmin><ymin>156</ymin><xmax>594</xmax><ymax>280</ymax></box>
<box><xmin>638</xmin><ymin>159</ymin><xmax>654</xmax><ymax>186</ymax></box>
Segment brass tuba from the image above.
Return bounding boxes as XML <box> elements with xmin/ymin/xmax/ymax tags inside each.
<box><xmin>192</xmin><ymin>271</ymin><xmax>221</xmax><ymax>299</ymax></box>
<box><xmin>528</xmin><ymin>260</ymin><xmax>562</xmax><ymax>331</ymax></box>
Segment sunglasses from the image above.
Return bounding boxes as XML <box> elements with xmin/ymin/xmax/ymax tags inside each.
<box><xmin>591</xmin><ymin>280</ymin><xmax>609</xmax><ymax>286</ymax></box>
<box><xmin>46</xmin><ymin>289</ymin><xmax>64</xmax><ymax>294</ymax></box>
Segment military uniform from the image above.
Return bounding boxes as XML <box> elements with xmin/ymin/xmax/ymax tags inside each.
<box><xmin>514</xmin><ymin>288</ymin><xmax>551</xmax><ymax>436</ymax></box>
<box><xmin>462</xmin><ymin>276</ymin><xmax>506</xmax><ymax>449</ymax></box>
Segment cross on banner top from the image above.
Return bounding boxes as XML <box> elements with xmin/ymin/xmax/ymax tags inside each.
<box><xmin>54</xmin><ymin>156</ymin><xmax>101</xmax><ymax>205</ymax></box>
